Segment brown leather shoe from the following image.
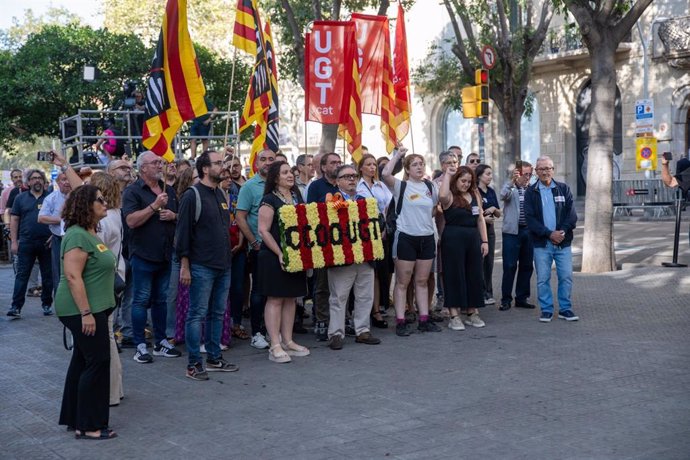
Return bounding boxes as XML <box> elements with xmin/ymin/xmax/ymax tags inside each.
<box><xmin>328</xmin><ymin>335</ymin><xmax>343</xmax><ymax>350</ymax></box>
<box><xmin>355</xmin><ymin>332</ymin><xmax>381</xmax><ymax>345</ymax></box>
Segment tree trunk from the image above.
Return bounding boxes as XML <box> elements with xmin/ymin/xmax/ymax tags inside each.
<box><xmin>581</xmin><ymin>44</ymin><xmax>617</xmax><ymax>273</ymax></box>
<box><xmin>319</xmin><ymin>123</ymin><xmax>339</xmax><ymax>155</ymax></box>
<box><xmin>502</xmin><ymin>109</ymin><xmax>521</xmax><ymax>166</ymax></box>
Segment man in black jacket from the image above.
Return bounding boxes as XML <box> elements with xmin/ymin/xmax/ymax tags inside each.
<box><xmin>176</xmin><ymin>151</ymin><xmax>238</xmax><ymax>380</ymax></box>
<box><xmin>524</xmin><ymin>156</ymin><xmax>579</xmax><ymax>323</ymax></box>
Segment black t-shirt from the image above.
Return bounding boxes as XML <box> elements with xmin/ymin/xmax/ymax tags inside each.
<box><xmin>306</xmin><ymin>177</ymin><xmax>338</xmax><ymax>203</ymax></box>
<box><xmin>11</xmin><ymin>190</ymin><xmax>51</xmax><ymax>242</ymax></box>
<box><xmin>122</xmin><ymin>179</ymin><xmax>178</xmax><ymax>263</ymax></box>
<box><xmin>7</xmin><ymin>186</ymin><xmax>26</xmax><ymax>210</ymax></box>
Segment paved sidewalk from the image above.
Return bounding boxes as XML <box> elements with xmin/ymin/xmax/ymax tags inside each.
<box><xmin>1</xmin><ymin>220</ymin><xmax>689</xmax><ymax>459</ymax></box>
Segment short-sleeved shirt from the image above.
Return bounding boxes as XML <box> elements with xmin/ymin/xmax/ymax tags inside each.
<box><xmin>55</xmin><ymin>225</ymin><xmax>116</xmax><ymax>317</ymax></box>
<box><xmin>357</xmin><ymin>179</ymin><xmax>392</xmax><ymax>215</ymax></box>
<box><xmin>236</xmin><ymin>174</ymin><xmax>266</xmax><ymax>242</ymax></box>
<box><xmin>38</xmin><ymin>189</ymin><xmax>67</xmax><ymax>236</ymax></box>
<box><xmin>191</xmin><ymin>97</ymin><xmax>215</xmax><ymax>127</ymax></box>
<box><xmin>122</xmin><ymin>178</ymin><xmax>178</xmax><ymax>263</ymax></box>
<box><xmin>389</xmin><ymin>178</ymin><xmax>439</xmax><ymax>237</ymax></box>
<box><xmin>306</xmin><ymin>177</ymin><xmax>339</xmax><ymax>203</ymax></box>
<box><xmin>479</xmin><ymin>186</ymin><xmax>500</xmax><ymax>212</ymax></box>
<box><xmin>11</xmin><ymin>190</ymin><xmax>51</xmax><ymax>242</ymax></box>
<box><xmin>6</xmin><ymin>186</ymin><xmax>25</xmax><ymax>211</ymax></box>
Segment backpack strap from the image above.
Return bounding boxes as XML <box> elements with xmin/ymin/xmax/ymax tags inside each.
<box><xmin>395</xmin><ymin>180</ymin><xmax>408</xmax><ymax>216</ymax></box>
<box><xmin>423</xmin><ymin>179</ymin><xmax>433</xmax><ymax>196</ymax></box>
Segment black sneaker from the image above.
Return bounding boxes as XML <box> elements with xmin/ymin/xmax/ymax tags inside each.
<box><xmin>558</xmin><ymin>310</ymin><xmax>579</xmax><ymax>321</ymax></box>
<box><xmin>499</xmin><ymin>302</ymin><xmax>512</xmax><ymax>311</ymax></box>
<box><xmin>395</xmin><ymin>323</ymin><xmax>412</xmax><ymax>337</ymax></box>
<box><xmin>206</xmin><ymin>356</ymin><xmax>239</xmax><ymax>372</ymax></box>
<box><xmin>429</xmin><ymin>312</ymin><xmax>444</xmax><ymax>323</ymax></box>
<box><xmin>315</xmin><ymin>321</ymin><xmax>328</xmax><ymax>342</ymax></box>
<box><xmin>539</xmin><ymin>312</ymin><xmax>553</xmax><ymax>323</ymax></box>
<box><xmin>153</xmin><ymin>339</ymin><xmax>182</xmax><ymax>358</ymax></box>
<box><xmin>404</xmin><ymin>312</ymin><xmax>416</xmax><ymax>324</ymax></box>
<box><xmin>186</xmin><ymin>362</ymin><xmax>209</xmax><ymax>380</ymax></box>
<box><xmin>42</xmin><ymin>305</ymin><xmax>53</xmax><ymax>316</ymax></box>
<box><xmin>345</xmin><ymin>318</ymin><xmax>356</xmax><ymax>337</ymax></box>
<box><xmin>7</xmin><ymin>307</ymin><xmax>21</xmax><ymax>319</ymax></box>
<box><xmin>417</xmin><ymin>321</ymin><xmax>442</xmax><ymax>333</ymax></box>
<box><xmin>133</xmin><ymin>344</ymin><xmax>153</xmax><ymax>363</ymax></box>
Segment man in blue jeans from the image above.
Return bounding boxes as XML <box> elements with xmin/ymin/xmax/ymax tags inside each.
<box><xmin>123</xmin><ymin>151</ymin><xmax>181</xmax><ymax>363</ymax></box>
<box><xmin>524</xmin><ymin>156</ymin><xmax>579</xmax><ymax>323</ymax></box>
<box><xmin>499</xmin><ymin>161</ymin><xmax>535</xmax><ymax>311</ymax></box>
<box><xmin>176</xmin><ymin>151</ymin><xmax>238</xmax><ymax>380</ymax></box>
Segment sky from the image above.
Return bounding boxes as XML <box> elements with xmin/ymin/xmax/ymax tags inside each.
<box><xmin>0</xmin><ymin>0</ymin><xmax>104</xmax><ymax>30</ymax></box>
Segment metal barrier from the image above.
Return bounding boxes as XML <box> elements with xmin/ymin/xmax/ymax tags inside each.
<box><xmin>59</xmin><ymin>109</ymin><xmax>240</xmax><ymax>166</ymax></box>
<box><xmin>612</xmin><ymin>179</ymin><xmax>678</xmax><ymax>218</ymax></box>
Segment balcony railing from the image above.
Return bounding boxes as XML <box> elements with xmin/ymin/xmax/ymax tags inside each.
<box><xmin>657</xmin><ymin>16</ymin><xmax>690</xmax><ymax>57</ymax></box>
<box><xmin>538</xmin><ymin>24</ymin><xmax>633</xmax><ymax>57</ymax></box>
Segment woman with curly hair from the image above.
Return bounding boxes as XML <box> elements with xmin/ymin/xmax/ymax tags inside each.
<box><xmin>56</xmin><ymin>184</ymin><xmax>118</xmax><ymax>439</ymax></box>
<box><xmin>439</xmin><ymin>165</ymin><xmax>489</xmax><ymax>331</ymax></box>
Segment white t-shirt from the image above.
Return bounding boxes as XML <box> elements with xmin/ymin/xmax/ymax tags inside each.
<box><xmin>389</xmin><ymin>178</ymin><xmax>439</xmax><ymax>236</ymax></box>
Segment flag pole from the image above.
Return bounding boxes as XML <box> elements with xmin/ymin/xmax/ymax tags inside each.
<box><xmin>406</xmin><ymin>90</ymin><xmax>415</xmax><ymax>153</ymax></box>
<box><xmin>304</xmin><ymin>120</ymin><xmax>307</xmax><ymax>157</ymax></box>
<box><xmin>223</xmin><ymin>46</ymin><xmax>239</xmax><ymax>149</ymax></box>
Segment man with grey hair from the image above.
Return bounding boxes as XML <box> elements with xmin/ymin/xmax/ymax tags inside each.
<box><xmin>108</xmin><ymin>159</ymin><xmax>135</xmax><ymax>189</ymax></box>
<box><xmin>295</xmin><ymin>153</ymin><xmax>314</xmax><ymax>201</ymax></box>
<box><xmin>122</xmin><ymin>151</ymin><xmax>181</xmax><ymax>362</ymax></box>
<box><xmin>7</xmin><ymin>169</ymin><xmax>53</xmax><ymax>318</ymax></box>
<box><xmin>524</xmin><ymin>156</ymin><xmax>578</xmax><ymax>323</ymax></box>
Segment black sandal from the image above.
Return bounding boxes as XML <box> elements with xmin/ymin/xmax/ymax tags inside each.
<box><xmin>75</xmin><ymin>429</ymin><xmax>118</xmax><ymax>440</ymax></box>
<box><xmin>371</xmin><ymin>315</ymin><xmax>388</xmax><ymax>329</ymax></box>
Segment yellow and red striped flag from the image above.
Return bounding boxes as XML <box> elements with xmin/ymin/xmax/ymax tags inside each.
<box><xmin>142</xmin><ymin>0</ymin><xmax>207</xmax><ymax>162</ymax></box>
<box><xmin>248</xmin><ymin>18</ymin><xmax>280</xmax><ymax>175</ymax></box>
<box><xmin>379</xmin><ymin>17</ymin><xmax>398</xmax><ymax>154</ymax></box>
<box><xmin>338</xmin><ymin>32</ymin><xmax>363</xmax><ymax>163</ymax></box>
<box><xmin>392</xmin><ymin>3</ymin><xmax>411</xmax><ymax>143</ymax></box>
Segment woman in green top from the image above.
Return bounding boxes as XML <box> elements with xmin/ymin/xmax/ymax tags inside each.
<box><xmin>56</xmin><ymin>184</ymin><xmax>118</xmax><ymax>440</ymax></box>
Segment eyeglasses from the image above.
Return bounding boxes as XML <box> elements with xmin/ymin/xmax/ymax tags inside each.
<box><xmin>144</xmin><ymin>161</ymin><xmax>163</xmax><ymax>167</ymax></box>
<box><xmin>536</xmin><ymin>167</ymin><xmax>554</xmax><ymax>172</ymax></box>
<box><xmin>468</xmin><ymin>159</ymin><xmax>481</xmax><ymax>164</ymax></box>
<box><xmin>29</xmin><ymin>176</ymin><xmax>43</xmax><ymax>181</ymax></box>
<box><xmin>337</xmin><ymin>174</ymin><xmax>358</xmax><ymax>181</ymax></box>
<box><xmin>443</xmin><ymin>160</ymin><xmax>458</xmax><ymax>165</ymax></box>
<box><xmin>95</xmin><ymin>196</ymin><xmax>107</xmax><ymax>205</ymax></box>
<box><xmin>210</xmin><ymin>161</ymin><xmax>223</xmax><ymax>166</ymax></box>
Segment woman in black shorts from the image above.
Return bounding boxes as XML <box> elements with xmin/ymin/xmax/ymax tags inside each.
<box><xmin>381</xmin><ymin>147</ymin><xmax>441</xmax><ymax>336</ymax></box>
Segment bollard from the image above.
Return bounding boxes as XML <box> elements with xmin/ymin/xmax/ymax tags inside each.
<box><xmin>662</xmin><ymin>190</ymin><xmax>687</xmax><ymax>268</ymax></box>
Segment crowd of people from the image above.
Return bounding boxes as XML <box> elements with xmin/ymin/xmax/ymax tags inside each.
<box><xmin>3</xmin><ymin>144</ymin><xmax>580</xmax><ymax>440</ymax></box>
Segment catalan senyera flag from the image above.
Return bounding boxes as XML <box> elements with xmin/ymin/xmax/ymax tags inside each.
<box><xmin>338</xmin><ymin>26</ymin><xmax>363</xmax><ymax>163</ymax></box>
<box><xmin>248</xmin><ymin>18</ymin><xmax>280</xmax><ymax>175</ymax></box>
<box><xmin>142</xmin><ymin>0</ymin><xmax>207</xmax><ymax>162</ymax></box>
<box><xmin>379</xmin><ymin>16</ymin><xmax>398</xmax><ymax>154</ymax></box>
<box><xmin>232</xmin><ymin>0</ymin><xmax>260</xmax><ymax>55</ymax></box>
<box><xmin>392</xmin><ymin>3</ymin><xmax>411</xmax><ymax>144</ymax></box>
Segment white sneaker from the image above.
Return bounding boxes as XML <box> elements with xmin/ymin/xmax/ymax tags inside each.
<box><xmin>251</xmin><ymin>333</ymin><xmax>269</xmax><ymax>349</ymax></box>
<box><xmin>220</xmin><ymin>343</ymin><xmax>229</xmax><ymax>351</ymax></box>
<box><xmin>448</xmin><ymin>316</ymin><xmax>465</xmax><ymax>331</ymax></box>
<box><xmin>200</xmin><ymin>344</ymin><xmax>207</xmax><ymax>354</ymax></box>
<box><xmin>484</xmin><ymin>297</ymin><xmax>496</xmax><ymax>305</ymax></box>
<box><xmin>464</xmin><ymin>313</ymin><xmax>486</xmax><ymax>328</ymax></box>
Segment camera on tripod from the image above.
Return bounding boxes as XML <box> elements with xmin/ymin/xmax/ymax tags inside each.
<box><xmin>122</xmin><ymin>80</ymin><xmax>138</xmax><ymax>109</ymax></box>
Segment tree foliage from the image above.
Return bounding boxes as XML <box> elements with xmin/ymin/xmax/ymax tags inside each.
<box><xmin>0</xmin><ymin>22</ymin><xmax>251</xmax><ymax>150</ymax></box>
<box><xmin>413</xmin><ymin>0</ymin><xmax>553</xmax><ymax>162</ymax></box>
<box><xmin>103</xmin><ymin>0</ymin><xmax>237</xmax><ymax>55</ymax></box>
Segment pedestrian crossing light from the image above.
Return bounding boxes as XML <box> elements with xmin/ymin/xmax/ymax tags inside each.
<box><xmin>474</xmin><ymin>69</ymin><xmax>489</xmax><ymax>118</ymax></box>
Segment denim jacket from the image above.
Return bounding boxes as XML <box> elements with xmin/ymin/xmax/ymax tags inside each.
<box><xmin>524</xmin><ymin>179</ymin><xmax>577</xmax><ymax>248</ymax></box>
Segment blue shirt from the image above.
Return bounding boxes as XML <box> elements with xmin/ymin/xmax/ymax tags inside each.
<box><xmin>38</xmin><ymin>189</ymin><xmax>67</xmax><ymax>236</ymax></box>
<box><xmin>538</xmin><ymin>180</ymin><xmax>557</xmax><ymax>231</ymax></box>
<box><xmin>306</xmin><ymin>177</ymin><xmax>339</xmax><ymax>203</ymax></box>
<box><xmin>236</xmin><ymin>175</ymin><xmax>266</xmax><ymax>241</ymax></box>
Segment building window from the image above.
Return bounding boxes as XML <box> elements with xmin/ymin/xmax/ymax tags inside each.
<box><xmin>444</xmin><ymin>108</ymin><xmax>473</xmax><ymax>156</ymax></box>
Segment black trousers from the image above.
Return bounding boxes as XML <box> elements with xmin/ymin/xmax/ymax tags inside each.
<box><xmin>59</xmin><ymin>311</ymin><xmax>111</xmax><ymax>432</ymax></box>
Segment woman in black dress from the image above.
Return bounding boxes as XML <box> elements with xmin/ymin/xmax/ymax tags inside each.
<box><xmin>257</xmin><ymin>161</ymin><xmax>309</xmax><ymax>363</ymax></box>
<box><xmin>439</xmin><ymin>166</ymin><xmax>489</xmax><ymax>330</ymax></box>
<box><xmin>476</xmin><ymin>164</ymin><xmax>502</xmax><ymax>305</ymax></box>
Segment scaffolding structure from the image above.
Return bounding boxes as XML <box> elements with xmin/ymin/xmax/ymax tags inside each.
<box><xmin>59</xmin><ymin>109</ymin><xmax>240</xmax><ymax>165</ymax></box>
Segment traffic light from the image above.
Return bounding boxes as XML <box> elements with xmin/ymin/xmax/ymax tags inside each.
<box><xmin>461</xmin><ymin>86</ymin><xmax>478</xmax><ymax>119</ymax></box>
<box><xmin>474</xmin><ymin>69</ymin><xmax>489</xmax><ymax>117</ymax></box>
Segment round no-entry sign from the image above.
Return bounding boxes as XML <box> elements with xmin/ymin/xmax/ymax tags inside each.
<box><xmin>640</xmin><ymin>147</ymin><xmax>652</xmax><ymax>159</ymax></box>
<box><xmin>481</xmin><ymin>45</ymin><xmax>496</xmax><ymax>70</ymax></box>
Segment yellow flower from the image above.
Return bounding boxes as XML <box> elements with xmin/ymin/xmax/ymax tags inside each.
<box><xmin>278</xmin><ymin>206</ymin><xmax>303</xmax><ymax>272</ymax></box>
<box><xmin>305</xmin><ymin>203</ymin><xmax>325</xmax><ymax>269</ymax></box>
